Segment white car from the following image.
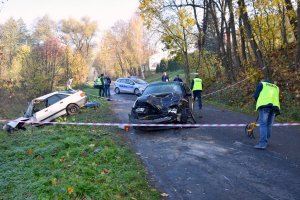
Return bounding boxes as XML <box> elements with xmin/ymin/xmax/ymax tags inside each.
<box><xmin>3</xmin><ymin>90</ymin><xmax>87</xmax><ymax>133</ymax></box>
<box><xmin>114</xmin><ymin>77</ymin><xmax>148</xmax><ymax>95</ymax></box>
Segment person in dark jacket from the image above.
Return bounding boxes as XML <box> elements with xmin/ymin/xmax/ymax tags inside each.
<box><xmin>173</xmin><ymin>74</ymin><xmax>183</xmax><ymax>82</ymax></box>
<box><xmin>161</xmin><ymin>72</ymin><xmax>169</xmax><ymax>82</ymax></box>
<box><xmin>253</xmin><ymin>80</ymin><xmax>280</xmax><ymax>149</ymax></box>
<box><xmin>105</xmin><ymin>76</ymin><xmax>111</xmax><ymax>97</ymax></box>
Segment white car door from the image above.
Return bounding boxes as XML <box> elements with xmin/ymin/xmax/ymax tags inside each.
<box><xmin>119</xmin><ymin>79</ymin><xmax>129</xmax><ymax>93</ymax></box>
<box><xmin>34</xmin><ymin>95</ymin><xmax>65</xmax><ymax>122</ymax></box>
<box><xmin>126</xmin><ymin>79</ymin><xmax>135</xmax><ymax>93</ymax></box>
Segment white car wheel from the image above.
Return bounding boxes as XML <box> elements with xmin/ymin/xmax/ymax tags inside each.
<box><xmin>66</xmin><ymin>104</ymin><xmax>80</xmax><ymax>115</ymax></box>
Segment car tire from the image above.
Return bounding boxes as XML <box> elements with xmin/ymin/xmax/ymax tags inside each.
<box><xmin>66</xmin><ymin>104</ymin><xmax>80</xmax><ymax>115</ymax></box>
<box><xmin>115</xmin><ymin>87</ymin><xmax>120</xmax><ymax>94</ymax></box>
<box><xmin>134</xmin><ymin>88</ymin><xmax>140</xmax><ymax>95</ymax></box>
<box><xmin>180</xmin><ymin>108</ymin><xmax>188</xmax><ymax>123</ymax></box>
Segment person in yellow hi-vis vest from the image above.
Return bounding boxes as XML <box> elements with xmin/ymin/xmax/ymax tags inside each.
<box><xmin>253</xmin><ymin>80</ymin><xmax>280</xmax><ymax>149</ymax></box>
<box><xmin>95</xmin><ymin>74</ymin><xmax>104</xmax><ymax>97</ymax></box>
<box><xmin>191</xmin><ymin>74</ymin><xmax>203</xmax><ymax>118</ymax></box>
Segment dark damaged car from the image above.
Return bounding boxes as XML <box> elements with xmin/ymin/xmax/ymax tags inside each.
<box><xmin>129</xmin><ymin>82</ymin><xmax>196</xmax><ymax>127</ymax></box>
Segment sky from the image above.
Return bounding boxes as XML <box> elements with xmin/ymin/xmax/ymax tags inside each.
<box><xmin>0</xmin><ymin>0</ymin><xmax>139</xmax><ymax>31</ymax></box>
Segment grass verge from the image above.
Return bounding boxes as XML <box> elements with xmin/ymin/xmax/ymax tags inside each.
<box><xmin>0</xmin><ymin>87</ymin><xmax>160</xmax><ymax>199</ymax></box>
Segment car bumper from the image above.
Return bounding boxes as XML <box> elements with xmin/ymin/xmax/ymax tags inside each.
<box><xmin>129</xmin><ymin>115</ymin><xmax>174</xmax><ymax>124</ymax></box>
<box><xmin>129</xmin><ymin>114</ymin><xmax>178</xmax><ymax>130</ymax></box>
<box><xmin>77</xmin><ymin>96</ymin><xmax>88</xmax><ymax>107</ymax></box>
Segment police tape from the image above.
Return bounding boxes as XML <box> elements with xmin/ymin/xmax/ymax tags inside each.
<box><xmin>1</xmin><ymin>120</ymin><xmax>299</xmax><ymax>128</ymax></box>
<box><xmin>202</xmin><ymin>76</ymin><xmax>251</xmax><ymax>98</ymax></box>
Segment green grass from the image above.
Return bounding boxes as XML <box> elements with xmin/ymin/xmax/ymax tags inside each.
<box><xmin>0</xmin><ymin>87</ymin><xmax>160</xmax><ymax>200</ymax></box>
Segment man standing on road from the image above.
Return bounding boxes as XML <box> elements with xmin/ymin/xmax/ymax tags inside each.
<box><xmin>253</xmin><ymin>80</ymin><xmax>280</xmax><ymax>149</ymax></box>
<box><xmin>173</xmin><ymin>74</ymin><xmax>183</xmax><ymax>82</ymax></box>
<box><xmin>105</xmin><ymin>75</ymin><xmax>111</xmax><ymax>97</ymax></box>
<box><xmin>191</xmin><ymin>74</ymin><xmax>203</xmax><ymax>117</ymax></box>
<box><xmin>97</xmin><ymin>74</ymin><xmax>105</xmax><ymax>97</ymax></box>
<box><xmin>161</xmin><ymin>72</ymin><xmax>169</xmax><ymax>82</ymax></box>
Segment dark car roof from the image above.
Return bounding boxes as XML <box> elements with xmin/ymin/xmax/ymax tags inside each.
<box><xmin>148</xmin><ymin>81</ymin><xmax>184</xmax><ymax>86</ymax></box>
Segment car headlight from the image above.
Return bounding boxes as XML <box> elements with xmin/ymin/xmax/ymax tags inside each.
<box><xmin>168</xmin><ymin>108</ymin><xmax>177</xmax><ymax>114</ymax></box>
<box><xmin>133</xmin><ymin>100</ymin><xmax>137</xmax><ymax>108</ymax></box>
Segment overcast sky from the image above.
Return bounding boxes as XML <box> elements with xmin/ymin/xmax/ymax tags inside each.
<box><xmin>0</xmin><ymin>0</ymin><xmax>139</xmax><ymax>30</ymax></box>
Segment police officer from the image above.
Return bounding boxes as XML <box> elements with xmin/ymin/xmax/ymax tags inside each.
<box><xmin>96</xmin><ymin>74</ymin><xmax>104</xmax><ymax>97</ymax></box>
<box><xmin>253</xmin><ymin>80</ymin><xmax>280</xmax><ymax>149</ymax></box>
<box><xmin>191</xmin><ymin>74</ymin><xmax>203</xmax><ymax>117</ymax></box>
<box><xmin>173</xmin><ymin>74</ymin><xmax>183</xmax><ymax>82</ymax></box>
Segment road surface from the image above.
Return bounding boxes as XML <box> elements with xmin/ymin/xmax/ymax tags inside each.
<box><xmin>109</xmin><ymin>91</ymin><xmax>300</xmax><ymax>200</ymax></box>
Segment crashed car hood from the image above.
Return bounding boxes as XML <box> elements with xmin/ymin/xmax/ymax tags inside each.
<box><xmin>5</xmin><ymin>117</ymin><xmax>30</xmax><ymax>128</ymax></box>
<box><xmin>137</xmin><ymin>93</ymin><xmax>181</xmax><ymax>110</ymax></box>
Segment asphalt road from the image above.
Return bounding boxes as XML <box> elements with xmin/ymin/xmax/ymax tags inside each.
<box><xmin>109</xmin><ymin>91</ymin><xmax>300</xmax><ymax>200</ymax></box>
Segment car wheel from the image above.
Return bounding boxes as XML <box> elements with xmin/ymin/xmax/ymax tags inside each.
<box><xmin>66</xmin><ymin>104</ymin><xmax>80</xmax><ymax>115</ymax></box>
<box><xmin>115</xmin><ymin>87</ymin><xmax>120</xmax><ymax>94</ymax></box>
<box><xmin>4</xmin><ymin>125</ymin><xmax>14</xmax><ymax>134</ymax></box>
<box><xmin>134</xmin><ymin>88</ymin><xmax>140</xmax><ymax>95</ymax></box>
<box><xmin>180</xmin><ymin>108</ymin><xmax>188</xmax><ymax>123</ymax></box>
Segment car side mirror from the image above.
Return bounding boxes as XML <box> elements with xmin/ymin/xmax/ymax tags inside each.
<box><xmin>136</xmin><ymin>92</ymin><xmax>142</xmax><ymax>97</ymax></box>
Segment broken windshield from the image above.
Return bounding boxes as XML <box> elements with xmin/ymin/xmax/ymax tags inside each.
<box><xmin>143</xmin><ymin>83</ymin><xmax>183</xmax><ymax>96</ymax></box>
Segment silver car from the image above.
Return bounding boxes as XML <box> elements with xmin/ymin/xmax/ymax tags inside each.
<box><xmin>114</xmin><ymin>78</ymin><xmax>148</xmax><ymax>95</ymax></box>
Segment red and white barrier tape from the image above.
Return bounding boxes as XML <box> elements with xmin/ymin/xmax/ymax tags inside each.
<box><xmin>1</xmin><ymin>120</ymin><xmax>299</xmax><ymax>128</ymax></box>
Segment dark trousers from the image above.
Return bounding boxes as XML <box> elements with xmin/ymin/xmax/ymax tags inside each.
<box><xmin>193</xmin><ymin>90</ymin><xmax>202</xmax><ymax>109</ymax></box>
<box><xmin>99</xmin><ymin>86</ymin><xmax>104</xmax><ymax>97</ymax></box>
<box><xmin>105</xmin><ymin>85</ymin><xmax>111</xmax><ymax>97</ymax></box>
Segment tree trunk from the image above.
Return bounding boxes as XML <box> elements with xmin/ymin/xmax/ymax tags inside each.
<box><xmin>285</xmin><ymin>0</ymin><xmax>297</xmax><ymax>39</ymax></box>
<box><xmin>295</xmin><ymin>0</ymin><xmax>300</xmax><ymax>68</ymax></box>
<box><xmin>238</xmin><ymin>0</ymin><xmax>269</xmax><ymax>78</ymax></box>
<box><xmin>182</xmin><ymin>28</ymin><xmax>191</xmax><ymax>85</ymax></box>
<box><xmin>225</xmin><ymin>24</ymin><xmax>236</xmax><ymax>82</ymax></box>
<box><xmin>190</xmin><ymin>0</ymin><xmax>203</xmax><ymax>71</ymax></box>
<box><xmin>280</xmin><ymin>5</ymin><xmax>289</xmax><ymax>57</ymax></box>
<box><xmin>239</xmin><ymin>16</ymin><xmax>247</xmax><ymax>66</ymax></box>
<box><xmin>228</xmin><ymin>0</ymin><xmax>241</xmax><ymax>69</ymax></box>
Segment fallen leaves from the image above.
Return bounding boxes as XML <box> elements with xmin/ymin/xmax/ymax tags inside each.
<box><xmin>67</xmin><ymin>186</ymin><xmax>74</xmax><ymax>195</ymax></box>
<box><xmin>101</xmin><ymin>168</ymin><xmax>110</xmax><ymax>175</ymax></box>
<box><xmin>89</xmin><ymin>143</ymin><xmax>95</xmax><ymax>148</ymax></box>
<box><xmin>161</xmin><ymin>192</ymin><xmax>169</xmax><ymax>197</ymax></box>
<box><xmin>51</xmin><ymin>178</ymin><xmax>58</xmax><ymax>186</ymax></box>
<box><xmin>26</xmin><ymin>149</ymin><xmax>33</xmax><ymax>155</ymax></box>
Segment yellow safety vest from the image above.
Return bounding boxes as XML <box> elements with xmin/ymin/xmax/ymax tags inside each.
<box><xmin>96</xmin><ymin>78</ymin><xmax>102</xmax><ymax>86</ymax></box>
<box><xmin>256</xmin><ymin>82</ymin><xmax>280</xmax><ymax>111</ymax></box>
<box><xmin>192</xmin><ymin>78</ymin><xmax>203</xmax><ymax>91</ymax></box>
